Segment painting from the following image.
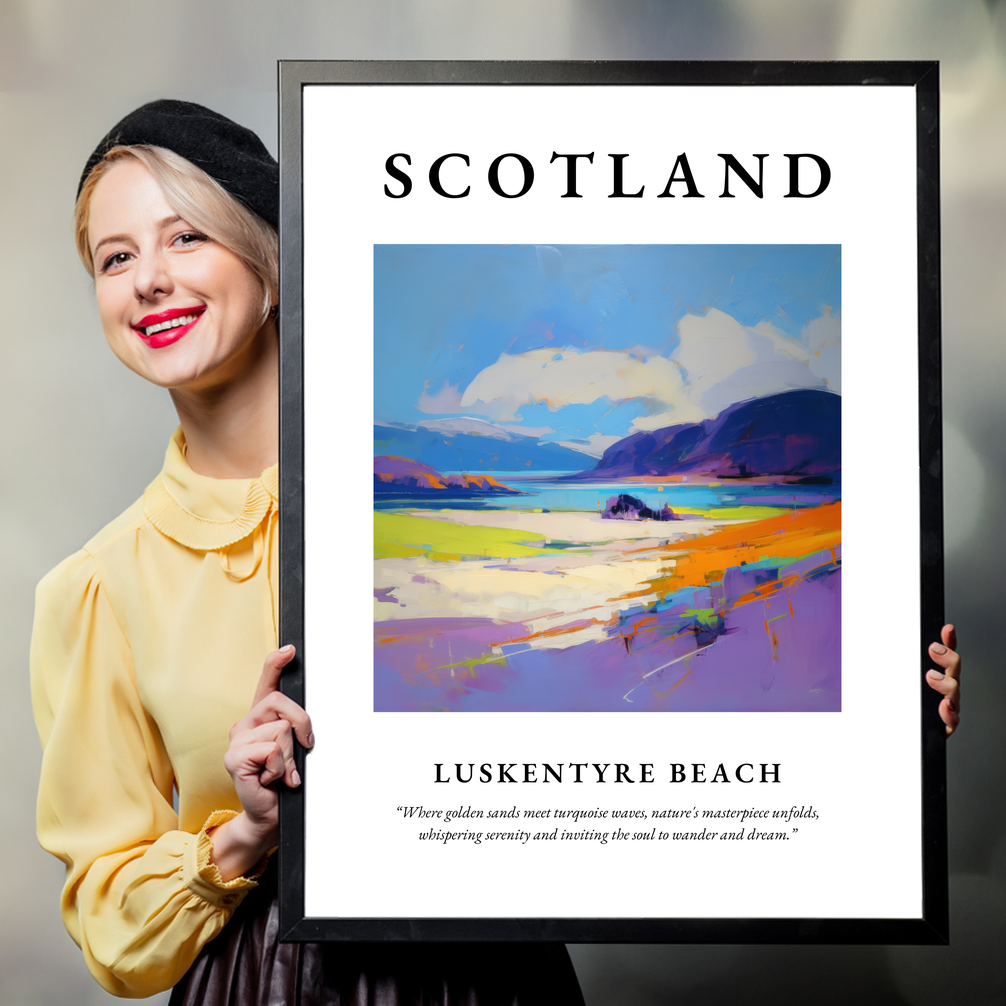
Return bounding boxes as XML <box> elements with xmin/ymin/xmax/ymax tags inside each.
<box><xmin>373</xmin><ymin>244</ymin><xmax>841</xmax><ymax>713</ymax></box>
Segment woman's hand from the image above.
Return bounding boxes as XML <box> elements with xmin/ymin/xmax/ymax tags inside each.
<box><xmin>209</xmin><ymin>645</ymin><xmax>314</xmax><ymax>881</ymax></box>
<box><xmin>926</xmin><ymin>624</ymin><xmax>961</xmax><ymax>738</ymax></box>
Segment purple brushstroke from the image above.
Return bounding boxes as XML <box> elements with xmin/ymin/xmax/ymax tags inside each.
<box><xmin>374</xmin><ymin>618</ymin><xmax>534</xmax><ymax>712</ymax></box>
<box><xmin>374</xmin><ymin>547</ymin><xmax>841</xmax><ymax>713</ymax></box>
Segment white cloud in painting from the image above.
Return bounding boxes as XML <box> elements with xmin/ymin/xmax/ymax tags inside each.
<box><xmin>801</xmin><ymin>311</ymin><xmax>841</xmax><ymax>392</ymax></box>
<box><xmin>631</xmin><ymin>308</ymin><xmax>836</xmax><ymax>431</ymax></box>
<box><xmin>452</xmin><ymin>307</ymin><xmax>840</xmax><ymax>433</ymax></box>
<box><xmin>458</xmin><ymin>348</ymin><xmax>687</xmax><ymax>422</ymax></box>
<box><xmin>416</xmin><ymin>379</ymin><xmax>463</xmax><ymax>413</ymax></box>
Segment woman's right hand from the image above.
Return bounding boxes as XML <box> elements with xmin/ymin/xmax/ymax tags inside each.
<box><xmin>209</xmin><ymin>645</ymin><xmax>314</xmax><ymax>881</ymax></box>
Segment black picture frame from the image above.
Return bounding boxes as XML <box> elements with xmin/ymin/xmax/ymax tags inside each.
<box><xmin>277</xmin><ymin>60</ymin><xmax>945</xmax><ymax>944</ymax></box>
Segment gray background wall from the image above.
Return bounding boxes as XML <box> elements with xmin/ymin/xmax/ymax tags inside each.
<box><xmin>1</xmin><ymin>2</ymin><xmax>1003</xmax><ymax>1003</ymax></box>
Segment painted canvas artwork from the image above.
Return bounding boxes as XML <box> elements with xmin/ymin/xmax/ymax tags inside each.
<box><xmin>373</xmin><ymin>245</ymin><xmax>841</xmax><ymax>712</ymax></box>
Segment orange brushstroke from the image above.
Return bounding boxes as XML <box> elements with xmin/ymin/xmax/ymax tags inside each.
<box><xmin>643</xmin><ymin>502</ymin><xmax>841</xmax><ymax>599</ymax></box>
<box><xmin>619</xmin><ymin>614</ymin><xmax>660</xmax><ymax>654</ymax></box>
<box><xmin>768</xmin><ymin>625</ymin><xmax>779</xmax><ymax>660</ymax></box>
<box><xmin>461</xmin><ymin>474</ymin><xmax>512</xmax><ymax>490</ymax></box>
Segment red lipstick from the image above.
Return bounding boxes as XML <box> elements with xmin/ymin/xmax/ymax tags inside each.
<box><xmin>132</xmin><ymin>306</ymin><xmax>205</xmax><ymax>349</ymax></box>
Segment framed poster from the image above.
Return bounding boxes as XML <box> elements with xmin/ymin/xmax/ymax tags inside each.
<box><xmin>277</xmin><ymin>61</ymin><xmax>946</xmax><ymax>943</ymax></box>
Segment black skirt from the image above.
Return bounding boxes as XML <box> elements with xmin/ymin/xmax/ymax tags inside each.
<box><xmin>169</xmin><ymin>868</ymin><xmax>585</xmax><ymax>1006</ymax></box>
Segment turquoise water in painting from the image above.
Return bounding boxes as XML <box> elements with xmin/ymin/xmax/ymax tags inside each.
<box><xmin>374</xmin><ymin>470</ymin><xmax>840</xmax><ymax>513</ymax></box>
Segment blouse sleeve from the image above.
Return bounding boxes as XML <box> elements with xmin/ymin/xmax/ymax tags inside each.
<box><xmin>31</xmin><ymin>549</ymin><xmax>262</xmax><ymax>998</ymax></box>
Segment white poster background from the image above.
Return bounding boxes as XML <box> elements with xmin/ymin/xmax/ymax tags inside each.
<box><xmin>301</xmin><ymin>84</ymin><xmax>920</xmax><ymax>920</ymax></box>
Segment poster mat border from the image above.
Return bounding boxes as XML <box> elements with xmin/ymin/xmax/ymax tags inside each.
<box><xmin>277</xmin><ymin>59</ymin><xmax>946</xmax><ymax>945</ymax></box>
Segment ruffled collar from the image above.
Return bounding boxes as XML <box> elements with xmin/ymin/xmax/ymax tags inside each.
<box><xmin>143</xmin><ymin>428</ymin><xmax>278</xmax><ymax>551</ymax></box>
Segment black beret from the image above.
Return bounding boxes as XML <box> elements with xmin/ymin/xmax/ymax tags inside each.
<box><xmin>78</xmin><ymin>99</ymin><xmax>278</xmax><ymax>228</ymax></box>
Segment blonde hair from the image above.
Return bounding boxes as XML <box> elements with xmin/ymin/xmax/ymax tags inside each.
<box><xmin>75</xmin><ymin>145</ymin><xmax>278</xmax><ymax>322</ymax></box>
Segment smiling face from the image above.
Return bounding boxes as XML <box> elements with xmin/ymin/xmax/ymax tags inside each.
<box><xmin>87</xmin><ymin>158</ymin><xmax>272</xmax><ymax>392</ymax></box>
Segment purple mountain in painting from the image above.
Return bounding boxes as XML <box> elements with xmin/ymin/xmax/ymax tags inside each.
<box><xmin>572</xmin><ymin>389</ymin><xmax>840</xmax><ymax>482</ymax></box>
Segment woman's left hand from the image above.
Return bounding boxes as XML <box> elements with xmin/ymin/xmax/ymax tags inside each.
<box><xmin>926</xmin><ymin>624</ymin><xmax>961</xmax><ymax>737</ymax></box>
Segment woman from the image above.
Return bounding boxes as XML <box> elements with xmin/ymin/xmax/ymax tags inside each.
<box><xmin>33</xmin><ymin>99</ymin><xmax>963</xmax><ymax>1003</ymax></box>
<box><xmin>31</xmin><ymin>100</ymin><xmax>585</xmax><ymax>1004</ymax></box>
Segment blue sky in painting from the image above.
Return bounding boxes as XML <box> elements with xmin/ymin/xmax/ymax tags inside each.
<box><xmin>374</xmin><ymin>245</ymin><xmax>841</xmax><ymax>451</ymax></box>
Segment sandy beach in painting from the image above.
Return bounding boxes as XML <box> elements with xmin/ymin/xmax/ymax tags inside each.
<box><xmin>374</xmin><ymin>491</ymin><xmax>841</xmax><ymax>712</ymax></box>
<box><xmin>376</xmin><ymin>509</ymin><xmax>743</xmax><ymax>634</ymax></box>
<box><xmin>378</xmin><ymin>511</ymin><xmax>756</xmax><ymax>651</ymax></box>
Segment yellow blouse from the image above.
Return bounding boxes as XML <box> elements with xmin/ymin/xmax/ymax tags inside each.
<box><xmin>31</xmin><ymin>429</ymin><xmax>279</xmax><ymax>998</ymax></box>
